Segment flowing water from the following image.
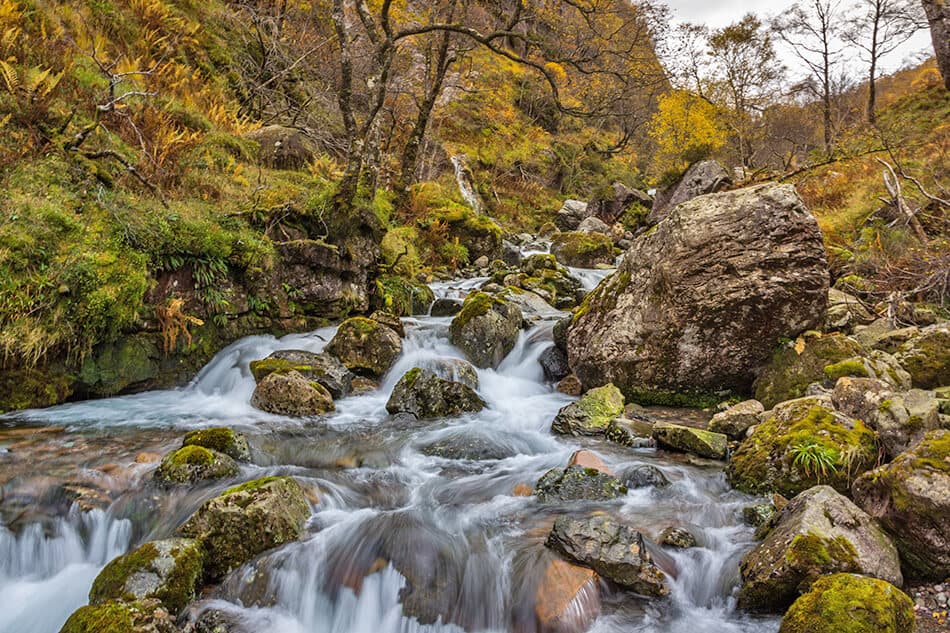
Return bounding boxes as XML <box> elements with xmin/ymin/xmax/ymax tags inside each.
<box><xmin>0</xmin><ymin>264</ymin><xmax>780</xmax><ymax>633</ymax></box>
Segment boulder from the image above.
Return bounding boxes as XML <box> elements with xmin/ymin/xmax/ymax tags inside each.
<box><xmin>708</xmin><ymin>400</ymin><xmax>764</xmax><ymax>440</ymax></box>
<box><xmin>502</xmin><ymin>240</ymin><xmax>522</xmax><ymax>267</ymax></box>
<box><xmin>831</xmin><ymin>377</ymin><xmax>941</xmax><ymax>458</ymax></box>
<box><xmin>738</xmin><ymin>485</ymin><xmax>903</xmax><ymax>612</ymax></box>
<box><xmin>652</xmin><ymin>422</ymin><xmax>728</xmax><ymax>460</ymax></box>
<box><xmin>586</xmin><ymin>182</ymin><xmax>653</xmax><ymax>226</ymax></box>
<box><xmin>325</xmin><ymin>317</ymin><xmax>402</xmax><ymax>378</ymax></box>
<box><xmin>179</xmin><ymin>476</ymin><xmax>310</xmax><ymax>580</ymax></box>
<box><xmin>250</xmin><ymin>350</ymin><xmax>355</xmax><ymax>399</ymax></box>
<box><xmin>423</xmin><ymin>357</ymin><xmax>479</xmax><ymax>389</ymax></box>
<box><xmin>822</xmin><ymin>350</ymin><xmax>911</xmax><ymax>388</ymax></box>
<box><xmin>546</xmin><ymin>515</ymin><xmax>668</xmax><ymax>596</ymax></box>
<box><xmin>550</xmin><ymin>231</ymin><xmax>614</xmax><ymax>268</ymax></box>
<box><xmin>89</xmin><ymin>538</ymin><xmax>204</xmax><ymax>614</ymax></box>
<box><xmin>851</xmin><ymin>430</ymin><xmax>950</xmax><ymax>580</ymax></box>
<box><xmin>539</xmin><ymin>346</ymin><xmax>571</xmax><ymax>382</ymax></box>
<box><xmin>555</xmin><ymin>200</ymin><xmax>591</xmax><ymax>231</ymax></box>
<box><xmin>368</xmin><ymin>310</ymin><xmax>406</xmax><ymax>337</ymax></box>
<box><xmin>430</xmin><ymin>298</ymin><xmax>463</xmax><ymax>317</ymax></box>
<box><xmin>154</xmin><ymin>446</ymin><xmax>239</xmax><ymax>486</ymax></box>
<box><xmin>246</xmin><ymin>125</ymin><xmax>315</xmax><ymax>170</ymax></box>
<box><xmin>658</xmin><ymin>527</ymin><xmax>697</xmax><ymax>549</ymax></box>
<box><xmin>534</xmin><ymin>558</ymin><xmax>600</xmax><ymax>633</ymax></box>
<box><xmin>250</xmin><ymin>370</ymin><xmax>335</xmax><ymax>416</ymax></box>
<box><xmin>895</xmin><ymin>324</ymin><xmax>950</xmax><ymax>388</ymax></box>
<box><xmin>448</xmin><ymin>292</ymin><xmax>522</xmax><ymax>369</ymax></box>
<box><xmin>375</xmin><ymin>276</ymin><xmax>435</xmax><ymax>318</ymax></box>
<box><xmin>503</xmin><ymin>287</ymin><xmax>560</xmax><ymax>320</ymax></box>
<box><xmin>778</xmin><ymin>573</ymin><xmax>915</xmax><ymax>633</ymax></box>
<box><xmin>726</xmin><ymin>397</ymin><xmax>877</xmax><ymax>497</ymax></box>
<box><xmin>619</xmin><ymin>465</ymin><xmax>670</xmax><ymax>489</ymax></box>
<box><xmin>534</xmin><ymin>466</ymin><xmax>627</xmax><ymax>503</ymax></box>
<box><xmin>551</xmin><ymin>384</ymin><xmax>624</xmax><ymax>436</ymax></box>
<box><xmin>648</xmin><ymin>159</ymin><xmax>732</xmax><ymax>225</ymax></box>
<box><xmin>604</xmin><ymin>417</ymin><xmax>655</xmax><ymax>448</ymax></box>
<box><xmin>824</xmin><ymin>288</ymin><xmax>876</xmax><ymax>332</ymax></box>
<box><xmin>742</xmin><ymin>503</ymin><xmax>775</xmax><ymax>527</ymax></box>
<box><xmin>182</xmin><ymin>428</ymin><xmax>251</xmax><ymax>462</ymax></box>
<box><xmin>569</xmin><ymin>184</ymin><xmax>828</xmax><ymax>406</ymax></box>
<box><xmin>557</xmin><ymin>375</ymin><xmax>583</xmax><ymax>396</ymax></box>
<box><xmin>567</xmin><ymin>450</ymin><xmax>612</xmax><ymax>474</ymax></box>
<box><xmin>385</xmin><ymin>368</ymin><xmax>486</xmax><ymax>419</ymax></box>
<box><xmin>59</xmin><ymin>599</ymin><xmax>178</xmax><ymax>633</ymax></box>
<box><xmin>576</xmin><ymin>216</ymin><xmax>611</xmax><ymax>235</ymax></box>
<box><xmin>854</xmin><ymin>318</ymin><xmax>919</xmax><ymax>353</ymax></box>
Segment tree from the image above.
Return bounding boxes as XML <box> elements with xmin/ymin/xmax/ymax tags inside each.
<box><xmin>648</xmin><ymin>89</ymin><xmax>728</xmax><ymax>179</ymax></box>
<box><xmin>844</xmin><ymin>0</ymin><xmax>924</xmax><ymax>122</ymax></box>
<box><xmin>921</xmin><ymin>0</ymin><xmax>950</xmax><ymax>89</ymax></box>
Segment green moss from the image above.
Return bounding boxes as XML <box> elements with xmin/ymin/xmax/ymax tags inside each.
<box><xmin>576</xmin><ymin>383</ymin><xmax>625</xmax><ymax>424</ymax></box>
<box><xmin>624</xmin><ymin>385</ymin><xmax>724</xmax><ymax>409</ymax></box>
<box><xmin>778</xmin><ymin>573</ymin><xmax>915</xmax><ymax>633</ymax></box>
<box><xmin>754</xmin><ymin>335</ymin><xmax>865</xmax><ymax>408</ymax></box>
<box><xmin>550</xmin><ymin>231</ymin><xmax>614</xmax><ymax>267</ymax></box>
<box><xmin>381</xmin><ymin>227</ymin><xmax>422</xmax><ymax>276</ymax></box>
<box><xmin>344</xmin><ymin>317</ymin><xmax>381</xmax><ymax>337</ymax></box>
<box><xmin>785</xmin><ymin>533</ymin><xmax>858</xmax><ymax>571</ymax></box>
<box><xmin>221</xmin><ymin>475</ymin><xmax>286</xmax><ymax>497</ymax></box>
<box><xmin>249</xmin><ymin>357</ymin><xmax>313</xmax><ymax>381</ymax></box>
<box><xmin>402</xmin><ymin>367</ymin><xmax>423</xmax><ymax>386</ymax></box>
<box><xmin>60</xmin><ymin>602</ymin><xmax>137</xmax><ymax>633</ymax></box>
<box><xmin>90</xmin><ymin>543</ymin><xmax>160</xmax><ymax>605</ymax></box>
<box><xmin>908</xmin><ymin>430</ymin><xmax>950</xmax><ymax>473</ymax></box>
<box><xmin>450</xmin><ymin>291</ymin><xmax>496</xmax><ymax>333</ymax></box>
<box><xmin>155</xmin><ymin>445</ymin><xmax>238</xmax><ymax>485</ymax></box>
<box><xmin>375</xmin><ymin>275</ymin><xmax>435</xmax><ymax>316</ymax></box>
<box><xmin>167</xmin><ymin>445</ymin><xmax>215</xmax><ymax>467</ymax></box>
<box><xmin>182</xmin><ymin>427</ymin><xmax>248</xmax><ymax>461</ymax></box>
<box><xmin>878</xmin><ymin>399</ymin><xmax>893</xmax><ymax>413</ymax></box>
<box><xmin>823</xmin><ymin>359</ymin><xmax>869</xmax><ymax>381</ymax></box>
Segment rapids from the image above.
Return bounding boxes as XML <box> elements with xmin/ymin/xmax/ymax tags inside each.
<box><xmin>0</xmin><ymin>265</ymin><xmax>780</xmax><ymax>633</ymax></box>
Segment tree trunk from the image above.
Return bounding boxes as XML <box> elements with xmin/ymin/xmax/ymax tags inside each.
<box><xmin>922</xmin><ymin>0</ymin><xmax>950</xmax><ymax>90</ymax></box>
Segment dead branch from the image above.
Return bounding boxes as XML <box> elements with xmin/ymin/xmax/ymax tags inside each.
<box><xmin>876</xmin><ymin>157</ymin><xmax>929</xmax><ymax>243</ymax></box>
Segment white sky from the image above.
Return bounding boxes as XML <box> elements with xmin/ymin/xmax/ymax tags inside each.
<box><xmin>662</xmin><ymin>0</ymin><xmax>934</xmax><ymax>77</ymax></box>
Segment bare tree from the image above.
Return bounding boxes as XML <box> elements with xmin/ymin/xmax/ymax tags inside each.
<box><xmin>921</xmin><ymin>0</ymin><xmax>950</xmax><ymax>89</ymax></box>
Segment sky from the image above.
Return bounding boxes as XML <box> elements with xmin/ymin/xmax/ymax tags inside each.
<box><xmin>662</xmin><ymin>0</ymin><xmax>934</xmax><ymax>77</ymax></box>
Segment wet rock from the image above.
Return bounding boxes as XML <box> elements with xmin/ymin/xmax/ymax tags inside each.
<box><xmin>577</xmin><ymin>216</ymin><xmax>611</xmax><ymax>235</ymax></box>
<box><xmin>250</xmin><ymin>370</ymin><xmax>335</xmax><ymax>416</ymax></box>
<box><xmin>604</xmin><ymin>417</ymin><xmax>655</xmax><ymax>448</ymax></box>
<box><xmin>895</xmin><ymin>324</ymin><xmax>950</xmax><ymax>389</ymax></box>
<box><xmin>539</xmin><ymin>347</ymin><xmax>570</xmax><ymax>382</ymax></box>
<box><xmin>419</xmin><ymin>432</ymin><xmax>515</xmax><ymax>461</ymax></box>
<box><xmin>534</xmin><ymin>466</ymin><xmax>627</xmax><ymax>503</ymax></box>
<box><xmin>851</xmin><ymin>429</ymin><xmax>950</xmax><ymax>580</ymax></box>
<box><xmin>555</xmin><ymin>199</ymin><xmax>591</xmax><ymax>231</ymax></box>
<box><xmin>180</xmin><ymin>476</ymin><xmax>310</xmax><ymax>580</ymax></box>
<box><xmin>503</xmin><ymin>287</ymin><xmax>559</xmax><ymax>320</ymax></box>
<box><xmin>430</xmin><ymin>298</ymin><xmax>463</xmax><ymax>317</ymax></box>
<box><xmin>325</xmin><ymin>317</ymin><xmax>402</xmax><ymax>378</ymax></box>
<box><xmin>534</xmin><ymin>558</ymin><xmax>600</xmax><ymax>633</ymax></box>
<box><xmin>60</xmin><ymin>599</ymin><xmax>178</xmax><ymax>633</ymax></box>
<box><xmin>184</xmin><ymin>602</ymin><xmax>253</xmax><ymax>633</ymax></box>
<box><xmin>448</xmin><ymin>291</ymin><xmax>522</xmax><ymax>369</ymax></box>
<box><xmin>182</xmin><ymin>428</ymin><xmax>251</xmax><ymax>462</ymax></box>
<box><xmin>778</xmin><ymin>573</ymin><xmax>914</xmax><ymax>633</ymax></box>
<box><xmin>737</xmin><ymin>485</ymin><xmax>902</xmax><ymax>612</ymax></box>
<box><xmin>368</xmin><ymin>310</ymin><xmax>406</xmax><ymax>337</ymax></box>
<box><xmin>552</xmin><ymin>316</ymin><xmax>571</xmax><ymax>353</ymax></box>
<box><xmin>556</xmin><ymin>375</ymin><xmax>583</xmax><ymax>396</ymax></box>
<box><xmin>648</xmin><ymin>159</ymin><xmax>731</xmax><ymax>225</ymax></box>
<box><xmin>742</xmin><ymin>503</ymin><xmax>775</xmax><ymax>527</ymax></box>
<box><xmin>652</xmin><ymin>422</ymin><xmax>728</xmax><ymax>460</ymax></box>
<box><xmin>551</xmin><ymin>383</ymin><xmax>624</xmax><ymax>436</ymax></box>
<box><xmin>831</xmin><ymin>377</ymin><xmax>941</xmax><ymax>458</ymax></box>
<box><xmin>708</xmin><ymin>400</ymin><xmax>764</xmax><ymax>440</ymax></box>
<box><xmin>658</xmin><ymin>527</ymin><xmax>697</xmax><ymax>549</ymax></box>
<box><xmin>424</xmin><ymin>357</ymin><xmax>479</xmax><ymax>389</ymax></box>
<box><xmin>514</xmin><ymin>254</ymin><xmax>584</xmax><ymax>309</ymax></box>
<box><xmin>824</xmin><ymin>288</ymin><xmax>876</xmax><ymax>332</ymax></box>
<box><xmin>154</xmin><ymin>446</ymin><xmax>239</xmax><ymax>486</ymax></box>
<box><xmin>566</xmin><ymin>450</ymin><xmax>612</xmax><ymax>474</ymax></box>
<box><xmin>546</xmin><ymin>515</ymin><xmax>668</xmax><ymax>596</ymax></box>
<box><xmin>727</xmin><ymin>397</ymin><xmax>878</xmax><ymax>497</ymax></box>
<box><xmin>502</xmin><ymin>241</ymin><xmax>522</xmax><ymax>267</ymax></box>
<box><xmin>550</xmin><ymin>231</ymin><xmax>614</xmax><ymax>268</ymax></box>
<box><xmin>569</xmin><ymin>184</ymin><xmax>828</xmax><ymax>406</ymax></box>
<box><xmin>89</xmin><ymin>538</ymin><xmax>204</xmax><ymax>614</ymax></box>
<box><xmin>385</xmin><ymin>368</ymin><xmax>486</xmax><ymax>419</ymax></box>
<box><xmin>619</xmin><ymin>465</ymin><xmax>670</xmax><ymax>489</ymax></box>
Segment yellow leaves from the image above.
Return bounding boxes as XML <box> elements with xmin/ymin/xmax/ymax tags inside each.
<box><xmin>0</xmin><ymin>60</ymin><xmax>63</xmax><ymax>101</ymax></box>
<box><xmin>544</xmin><ymin>62</ymin><xmax>567</xmax><ymax>85</ymax></box>
<box><xmin>794</xmin><ymin>337</ymin><xmax>806</xmax><ymax>355</ymax></box>
<box><xmin>648</xmin><ymin>90</ymin><xmax>728</xmax><ymax>181</ymax></box>
<box><xmin>156</xmin><ymin>298</ymin><xmax>203</xmax><ymax>356</ymax></box>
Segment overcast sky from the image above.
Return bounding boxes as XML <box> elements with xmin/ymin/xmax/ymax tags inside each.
<box><xmin>662</xmin><ymin>0</ymin><xmax>934</xmax><ymax>77</ymax></box>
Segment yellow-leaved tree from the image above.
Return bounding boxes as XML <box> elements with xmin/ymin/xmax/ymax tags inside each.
<box><xmin>648</xmin><ymin>90</ymin><xmax>727</xmax><ymax>184</ymax></box>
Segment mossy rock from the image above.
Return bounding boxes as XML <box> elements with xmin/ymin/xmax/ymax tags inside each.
<box><xmin>534</xmin><ymin>465</ymin><xmax>627</xmax><ymax>502</ymax></box>
<box><xmin>434</xmin><ymin>208</ymin><xmax>504</xmax><ymax>261</ymax></box>
<box><xmin>179</xmin><ymin>476</ymin><xmax>310</xmax><ymax>580</ymax></box>
<box><xmin>550</xmin><ymin>231</ymin><xmax>614</xmax><ymax>268</ymax></box>
<box><xmin>895</xmin><ymin>324</ymin><xmax>950</xmax><ymax>389</ymax></box>
<box><xmin>652</xmin><ymin>422</ymin><xmax>728</xmax><ymax>460</ymax></box>
<box><xmin>250</xmin><ymin>369</ymin><xmax>336</xmax><ymax>416</ymax></box>
<box><xmin>375</xmin><ymin>275</ymin><xmax>435</xmax><ymax>316</ymax></box>
<box><xmin>89</xmin><ymin>538</ymin><xmax>204</xmax><ymax>614</ymax></box>
<box><xmin>778</xmin><ymin>573</ymin><xmax>915</xmax><ymax>633</ymax></box>
<box><xmin>0</xmin><ymin>367</ymin><xmax>75</xmax><ymax>413</ymax></box>
<box><xmin>154</xmin><ymin>446</ymin><xmax>239</xmax><ymax>486</ymax></box>
<box><xmin>551</xmin><ymin>383</ymin><xmax>625</xmax><ymax>436</ymax></box>
<box><xmin>325</xmin><ymin>317</ymin><xmax>402</xmax><ymax>378</ymax></box>
<box><xmin>59</xmin><ymin>599</ymin><xmax>178</xmax><ymax>633</ymax></box>
<box><xmin>726</xmin><ymin>397</ymin><xmax>878</xmax><ymax>498</ymax></box>
<box><xmin>385</xmin><ymin>367</ymin><xmax>486</xmax><ymax>419</ymax></box>
<box><xmin>182</xmin><ymin>428</ymin><xmax>251</xmax><ymax>462</ymax></box>
<box><xmin>753</xmin><ymin>334</ymin><xmax>866</xmax><ymax>408</ymax></box>
<box><xmin>77</xmin><ymin>334</ymin><xmax>160</xmax><ymax>397</ymax></box>
<box><xmin>249</xmin><ymin>350</ymin><xmax>354</xmax><ymax>399</ymax></box>
<box><xmin>448</xmin><ymin>291</ymin><xmax>522</xmax><ymax>369</ymax></box>
<box><xmin>381</xmin><ymin>227</ymin><xmax>422</xmax><ymax>277</ymax></box>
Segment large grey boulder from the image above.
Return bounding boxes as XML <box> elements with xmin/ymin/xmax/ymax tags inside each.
<box><xmin>250</xmin><ymin>370</ymin><xmax>335</xmax><ymax>416</ymax></box>
<box><xmin>555</xmin><ymin>199</ymin><xmax>590</xmax><ymax>231</ymax></box>
<box><xmin>738</xmin><ymin>485</ymin><xmax>903</xmax><ymax>613</ymax></box>
<box><xmin>648</xmin><ymin>160</ymin><xmax>731</xmax><ymax>225</ymax></box>
<box><xmin>449</xmin><ymin>292</ymin><xmax>522</xmax><ymax>368</ymax></box>
<box><xmin>385</xmin><ymin>368</ymin><xmax>486</xmax><ymax>419</ymax></box>
<box><xmin>250</xmin><ymin>350</ymin><xmax>354</xmax><ymax>398</ymax></box>
<box><xmin>568</xmin><ymin>184</ymin><xmax>829</xmax><ymax>404</ymax></box>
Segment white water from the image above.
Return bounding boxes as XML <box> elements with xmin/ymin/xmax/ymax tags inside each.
<box><xmin>0</xmin><ymin>258</ymin><xmax>779</xmax><ymax>633</ymax></box>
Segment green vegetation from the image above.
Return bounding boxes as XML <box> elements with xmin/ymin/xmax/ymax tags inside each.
<box><xmin>779</xmin><ymin>573</ymin><xmax>915</xmax><ymax>633</ymax></box>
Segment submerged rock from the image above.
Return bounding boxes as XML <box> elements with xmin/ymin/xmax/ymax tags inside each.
<box><xmin>250</xmin><ymin>370</ymin><xmax>335</xmax><ymax>416</ymax></box>
<box><xmin>534</xmin><ymin>558</ymin><xmax>600</xmax><ymax>633</ymax></box>
<box><xmin>550</xmin><ymin>231</ymin><xmax>614</xmax><ymax>268</ymax></box>
<box><xmin>738</xmin><ymin>485</ymin><xmax>902</xmax><ymax>612</ymax></box>
<box><xmin>325</xmin><ymin>317</ymin><xmax>402</xmax><ymax>378</ymax></box>
<box><xmin>385</xmin><ymin>368</ymin><xmax>486</xmax><ymax>419</ymax></box>
<box><xmin>551</xmin><ymin>384</ymin><xmax>625</xmax><ymax>437</ymax></box>
<box><xmin>534</xmin><ymin>466</ymin><xmax>627</xmax><ymax>503</ymax></box>
<box><xmin>652</xmin><ymin>422</ymin><xmax>728</xmax><ymax>460</ymax></box>
<box><xmin>778</xmin><ymin>573</ymin><xmax>915</xmax><ymax>633</ymax></box>
<box><xmin>182</xmin><ymin>428</ymin><xmax>251</xmax><ymax>462</ymax></box>
<box><xmin>154</xmin><ymin>446</ymin><xmax>238</xmax><ymax>486</ymax></box>
<box><xmin>249</xmin><ymin>350</ymin><xmax>354</xmax><ymax>399</ymax></box>
<box><xmin>179</xmin><ymin>476</ymin><xmax>310</xmax><ymax>580</ymax></box>
<box><xmin>448</xmin><ymin>291</ymin><xmax>522</xmax><ymax>369</ymax></box>
<box><xmin>546</xmin><ymin>515</ymin><xmax>668</xmax><ymax>597</ymax></box>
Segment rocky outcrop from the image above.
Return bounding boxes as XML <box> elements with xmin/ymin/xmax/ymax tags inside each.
<box><xmin>555</xmin><ymin>200</ymin><xmax>591</xmax><ymax>231</ymax></box>
<box><xmin>648</xmin><ymin>160</ymin><xmax>731</xmax><ymax>225</ymax></box>
<box><xmin>550</xmin><ymin>232</ymin><xmax>614</xmax><ymax>268</ymax></box>
<box><xmin>708</xmin><ymin>400</ymin><xmax>764</xmax><ymax>440</ymax></box>
<box><xmin>851</xmin><ymin>430</ymin><xmax>950</xmax><ymax>580</ymax></box>
<box><xmin>568</xmin><ymin>184</ymin><xmax>828</xmax><ymax>405</ymax></box>
<box><xmin>325</xmin><ymin>317</ymin><xmax>402</xmax><ymax>378</ymax></box>
<box><xmin>895</xmin><ymin>324</ymin><xmax>950</xmax><ymax>388</ymax></box>
<box><xmin>154</xmin><ymin>446</ymin><xmax>239</xmax><ymax>486</ymax></box>
<box><xmin>778</xmin><ymin>573</ymin><xmax>915</xmax><ymax>633</ymax></box>
<box><xmin>652</xmin><ymin>422</ymin><xmax>728</xmax><ymax>460</ymax></box>
<box><xmin>182</xmin><ymin>428</ymin><xmax>251</xmax><ymax>462</ymax></box>
<box><xmin>448</xmin><ymin>292</ymin><xmax>522</xmax><ymax>368</ymax></box>
<box><xmin>586</xmin><ymin>182</ymin><xmax>653</xmax><ymax>226</ymax></box>
<box><xmin>179</xmin><ymin>476</ymin><xmax>310</xmax><ymax>580</ymax></box>
<box><xmin>551</xmin><ymin>384</ymin><xmax>624</xmax><ymax>436</ymax></box>
<box><xmin>738</xmin><ymin>485</ymin><xmax>903</xmax><ymax>612</ymax></box>
<box><xmin>423</xmin><ymin>357</ymin><xmax>479</xmax><ymax>389</ymax></box>
<box><xmin>250</xmin><ymin>350</ymin><xmax>354</xmax><ymax>398</ymax></box>
<box><xmin>385</xmin><ymin>368</ymin><xmax>486</xmax><ymax>419</ymax></box>
<box><xmin>250</xmin><ymin>369</ymin><xmax>335</xmax><ymax>416</ymax></box>
<box><xmin>546</xmin><ymin>515</ymin><xmax>668</xmax><ymax>597</ymax></box>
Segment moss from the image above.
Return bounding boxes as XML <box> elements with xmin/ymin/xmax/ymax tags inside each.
<box><xmin>155</xmin><ymin>445</ymin><xmax>238</xmax><ymax>485</ymax></box>
<box><xmin>823</xmin><ymin>359</ymin><xmax>869</xmax><ymax>381</ymax></box>
<box><xmin>576</xmin><ymin>383</ymin><xmax>625</xmax><ymax>423</ymax></box>
<box><xmin>375</xmin><ymin>275</ymin><xmax>435</xmax><ymax>316</ymax></box>
<box><xmin>778</xmin><ymin>573</ymin><xmax>915</xmax><ymax>633</ymax></box>
<box><xmin>878</xmin><ymin>399</ymin><xmax>893</xmax><ymax>413</ymax></box>
<box><xmin>90</xmin><ymin>543</ymin><xmax>161</xmax><ymax>605</ymax></box>
<box><xmin>182</xmin><ymin>427</ymin><xmax>248</xmax><ymax>461</ymax></box>
<box><xmin>754</xmin><ymin>335</ymin><xmax>865</xmax><ymax>408</ymax></box>
<box><xmin>450</xmin><ymin>291</ymin><xmax>497</xmax><ymax>333</ymax></box>
<box><xmin>167</xmin><ymin>445</ymin><xmax>215</xmax><ymax>467</ymax></box>
<box><xmin>249</xmin><ymin>357</ymin><xmax>313</xmax><ymax>381</ymax></box>
<box><xmin>624</xmin><ymin>385</ymin><xmax>724</xmax><ymax>409</ymax></box>
<box><xmin>908</xmin><ymin>429</ymin><xmax>950</xmax><ymax>473</ymax></box>
<box><xmin>221</xmin><ymin>475</ymin><xmax>286</xmax><ymax>497</ymax></box>
<box><xmin>402</xmin><ymin>367</ymin><xmax>423</xmax><ymax>386</ymax></box>
<box><xmin>550</xmin><ymin>231</ymin><xmax>613</xmax><ymax>267</ymax></box>
<box><xmin>60</xmin><ymin>602</ymin><xmax>137</xmax><ymax>633</ymax></box>
<box><xmin>785</xmin><ymin>533</ymin><xmax>858</xmax><ymax>571</ymax></box>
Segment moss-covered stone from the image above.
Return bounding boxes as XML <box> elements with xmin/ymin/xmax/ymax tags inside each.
<box><xmin>550</xmin><ymin>231</ymin><xmax>614</xmax><ymax>268</ymax></box>
<box><xmin>754</xmin><ymin>334</ymin><xmax>866</xmax><ymax>408</ymax></box>
<box><xmin>89</xmin><ymin>538</ymin><xmax>204</xmax><ymax>614</ymax></box>
<box><xmin>534</xmin><ymin>465</ymin><xmax>627</xmax><ymax>503</ymax></box>
<box><xmin>448</xmin><ymin>291</ymin><xmax>522</xmax><ymax>368</ymax></box>
<box><xmin>778</xmin><ymin>573</ymin><xmax>915</xmax><ymax>633</ymax></box>
<box><xmin>182</xmin><ymin>428</ymin><xmax>250</xmax><ymax>462</ymax></box>
<box><xmin>250</xmin><ymin>369</ymin><xmax>336</xmax><ymax>416</ymax></box>
<box><xmin>823</xmin><ymin>359</ymin><xmax>870</xmax><ymax>381</ymax></box>
<box><xmin>59</xmin><ymin>599</ymin><xmax>177</xmax><ymax>633</ymax></box>
<box><xmin>325</xmin><ymin>317</ymin><xmax>402</xmax><ymax>378</ymax></box>
<box><xmin>652</xmin><ymin>422</ymin><xmax>728</xmax><ymax>460</ymax></box>
<box><xmin>154</xmin><ymin>446</ymin><xmax>239</xmax><ymax>486</ymax></box>
<box><xmin>375</xmin><ymin>275</ymin><xmax>435</xmax><ymax>316</ymax></box>
<box><xmin>551</xmin><ymin>383</ymin><xmax>625</xmax><ymax>436</ymax></box>
<box><xmin>249</xmin><ymin>349</ymin><xmax>354</xmax><ymax>398</ymax></box>
<box><xmin>895</xmin><ymin>324</ymin><xmax>950</xmax><ymax>389</ymax></box>
<box><xmin>385</xmin><ymin>367</ymin><xmax>486</xmax><ymax>419</ymax></box>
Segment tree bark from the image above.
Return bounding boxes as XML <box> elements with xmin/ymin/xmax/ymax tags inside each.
<box><xmin>922</xmin><ymin>0</ymin><xmax>950</xmax><ymax>90</ymax></box>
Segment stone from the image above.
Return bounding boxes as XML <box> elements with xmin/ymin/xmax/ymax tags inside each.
<box><xmin>557</xmin><ymin>375</ymin><xmax>583</xmax><ymax>396</ymax></box>
<box><xmin>539</xmin><ymin>346</ymin><xmax>571</xmax><ymax>382</ymax></box>
<box><xmin>182</xmin><ymin>428</ymin><xmax>251</xmax><ymax>462</ymax></box>
<box><xmin>619</xmin><ymin>465</ymin><xmax>670</xmax><ymax>489</ymax></box>
<box><xmin>569</xmin><ymin>184</ymin><xmax>828</xmax><ymax>406</ymax></box>
<box><xmin>385</xmin><ymin>368</ymin><xmax>486</xmax><ymax>419</ymax></box>
<box><xmin>895</xmin><ymin>324</ymin><xmax>950</xmax><ymax>388</ymax></box>
<box><xmin>554</xmin><ymin>199</ymin><xmax>591</xmax><ymax>231</ymax></box>
<box><xmin>534</xmin><ymin>466</ymin><xmax>627</xmax><ymax>503</ymax></box>
<box><xmin>831</xmin><ymin>377</ymin><xmax>941</xmax><ymax>458</ymax></box>
<box><xmin>325</xmin><ymin>317</ymin><xmax>402</xmax><ymax>378</ymax></box>
<box><xmin>534</xmin><ymin>558</ymin><xmax>600</xmax><ymax>633</ymax></box>
<box><xmin>501</xmin><ymin>240</ymin><xmax>522</xmax><ymax>267</ymax></box>
<box><xmin>551</xmin><ymin>384</ymin><xmax>625</xmax><ymax>436</ymax></box>
<box><xmin>59</xmin><ymin>599</ymin><xmax>178</xmax><ymax>633</ymax></box>
<box><xmin>851</xmin><ymin>430</ymin><xmax>950</xmax><ymax>580</ymax></box>
<box><xmin>89</xmin><ymin>538</ymin><xmax>204</xmax><ymax>614</ymax></box>
<box><xmin>727</xmin><ymin>397</ymin><xmax>878</xmax><ymax>498</ymax></box>
<box><xmin>854</xmin><ymin>318</ymin><xmax>919</xmax><ymax>353</ymax></box>
<box><xmin>473</xmin><ymin>255</ymin><xmax>490</xmax><ymax>269</ymax></box>
<box><xmin>179</xmin><ymin>476</ymin><xmax>310</xmax><ymax>580</ymax></box>
<box><xmin>648</xmin><ymin>159</ymin><xmax>732</xmax><ymax>225</ymax></box>
<box><xmin>246</xmin><ymin>125</ymin><xmax>315</xmax><ymax>170</ymax></box>
<box><xmin>577</xmin><ymin>216</ymin><xmax>611</xmax><ymax>235</ymax></box>
<box><xmin>154</xmin><ymin>446</ymin><xmax>239</xmax><ymax>486</ymax></box>
<box><xmin>552</xmin><ymin>316</ymin><xmax>571</xmax><ymax>352</ymax></box>
<box><xmin>587</xmin><ymin>182</ymin><xmax>653</xmax><ymax>226</ymax></box>
<box><xmin>368</xmin><ymin>310</ymin><xmax>405</xmax><ymax>337</ymax></box>
<box><xmin>566</xmin><ymin>450</ymin><xmax>612</xmax><ymax>474</ymax></box>
<box><xmin>250</xmin><ymin>370</ymin><xmax>335</xmax><ymax>416</ymax></box>
<box><xmin>652</xmin><ymin>422</ymin><xmax>728</xmax><ymax>460</ymax></box>
<box><xmin>430</xmin><ymin>297</ymin><xmax>463</xmax><ymax>317</ymax></box>
<box><xmin>546</xmin><ymin>515</ymin><xmax>668</xmax><ymax>596</ymax></box>
<box><xmin>423</xmin><ymin>357</ymin><xmax>479</xmax><ymax>389</ymax></box>
<box><xmin>550</xmin><ymin>231</ymin><xmax>614</xmax><ymax>268</ymax></box>
<box><xmin>737</xmin><ymin>485</ymin><xmax>903</xmax><ymax>612</ymax></box>
<box><xmin>708</xmin><ymin>400</ymin><xmax>764</xmax><ymax>440</ymax></box>
<box><xmin>448</xmin><ymin>292</ymin><xmax>523</xmax><ymax>369</ymax></box>
<box><xmin>742</xmin><ymin>503</ymin><xmax>775</xmax><ymax>527</ymax></box>
<box><xmin>824</xmin><ymin>288</ymin><xmax>876</xmax><ymax>332</ymax></box>
<box><xmin>658</xmin><ymin>527</ymin><xmax>697</xmax><ymax>548</ymax></box>
<box><xmin>778</xmin><ymin>573</ymin><xmax>915</xmax><ymax>633</ymax></box>
<box><xmin>605</xmin><ymin>417</ymin><xmax>655</xmax><ymax>448</ymax></box>
<box><xmin>419</xmin><ymin>432</ymin><xmax>515</xmax><ymax>461</ymax></box>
